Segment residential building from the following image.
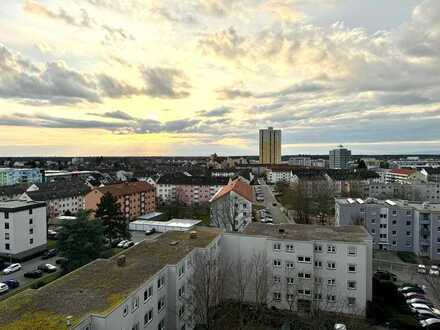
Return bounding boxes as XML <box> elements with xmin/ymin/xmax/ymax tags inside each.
<box><xmin>288</xmin><ymin>157</ymin><xmax>312</xmax><ymax>167</ymax></box>
<box><xmin>85</xmin><ymin>182</ymin><xmax>156</xmax><ymax>220</ymax></box>
<box><xmin>0</xmin><ymin>200</ymin><xmax>47</xmax><ymax>259</ymax></box>
<box><xmin>0</xmin><ymin>223</ymin><xmax>372</xmax><ymax>329</ymax></box>
<box><xmin>384</xmin><ymin>168</ymin><xmax>427</xmax><ymax>184</ymax></box>
<box><xmin>19</xmin><ymin>181</ymin><xmax>91</xmax><ymax>219</ymax></box>
<box><xmin>266</xmin><ymin>166</ymin><xmax>294</xmax><ymax>184</ymax></box>
<box><xmin>0</xmin><ymin>184</ymin><xmax>29</xmax><ymax>201</ymax></box>
<box><xmin>329</xmin><ymin>146</ymin><xmax>351</xmax><ymax>169</ymax></box>
<box><xmin>0</xmin><ymin>168</ymin><xmax>42</xmax><ymax>186</ymax></box>
<box><xmin>421</xmin><ymin>168</ymin><xmax>440</xmax><ymax>183</ymax></box>
<box><xmin>325</xmin><ymin>170</ymin><xmax>380</xmax><ymax>196</ymax></box>
<box><xmin>210</xmin><ymin>178</ymin><xmax>253</xmax><ymax>232</ymax></box>
<box><xmin>367</xmin><ymin>182</ymin><xmax>440</xmax><ymax>202</ymax></box>
<box><xmin>335</xmin><ymin>198</ymin><xmax>440</xmax><ymax>260</ymax></box>
<box><xmin>259</xmin><ymin>127</ymin><xmax>282</xmax><ymax>164</ymax></box>
<box><xmin>156</xmin><ymin>174</ymin><xmax>229</xmax><ymax>206</ymax></box>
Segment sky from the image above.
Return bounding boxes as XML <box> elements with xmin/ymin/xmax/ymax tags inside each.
<box><xmin>1</xmin><ymin>0</ymin><xmax>440</xmax><ymax>156</ymax></box>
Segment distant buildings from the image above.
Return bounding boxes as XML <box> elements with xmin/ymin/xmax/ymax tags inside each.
<box><xmin>384</xmin><ymin>168</ymin><xmax>426</xmax><ymax>184</ymax></box>
<box><xmin>210</xmin><ymin>178</ymin><xmax>253</xmax><ymax>232</ymax></box>
<box><xmin>329</xmin><ymin>146</ymin><xmax>351</xmax><ymax>169</ymax></box>
<box><xmin>367</xmin><ymin>182</ymin><xmax>440</xmax><ymax>202</ymax></box>
<box><xmin>0</xmin><ymin>200</ymin><xmax>47</xmax><ymax>260</ymax></box>
<box><xmin>336</xmin><ymin>198</ymin><xmax>440</xmax><ymax>260</ymax></box>
<box><xmin>85</xmin><ymin>182</ymin><xmax>156</xmax><ymax>220</ymax></box>
<box><xmin>266</xmin><ymin>166</ymin><xmax>294</xmax><ymax>184</ymax></box>
<box><xmin>259</xmin><ymin>127</ymin><xmax>281</xmax><ymax>164</ymax></box>
<box><xmin>0</xmin><ymin>168</ymin><xmax>42</xmax><ymax>186</ymax></box>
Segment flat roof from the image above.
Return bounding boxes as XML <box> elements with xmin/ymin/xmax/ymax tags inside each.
<box><xmin>243</xmin><ymin>223</ymin><xmax>370</xmax><ymax>243</ymax></box>
<box><xmin>0</xmin><ymin>200</ymin><xmax>46</xmax><ymax>212</ymax></box>
<box><xmin>336</xmin><ymin>198</ymin><xmax>440</xmax><ymax>212</ymax></box>
<box><xmin>138</xmin><ymin>212</ymin><xmax>163</xmax><ymax>220</ymax></box>
<box><xmin>131</xmin><ymin>218</ymin><xmax>201</xmax><ymax>228</ymax></box>
<box><xmin>0</xmin><ymin>226</ymin><xmax>222</xmax><ymax>329</ymax></box>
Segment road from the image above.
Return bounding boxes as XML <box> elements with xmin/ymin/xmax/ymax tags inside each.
<box><xmin>256</xmin><ymin>179</ymin><xmax>292</xmax><ymax>224</ymax></box>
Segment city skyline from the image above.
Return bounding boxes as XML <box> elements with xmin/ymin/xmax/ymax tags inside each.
<box><xmin>1</xmin><ymin>0</ymin><xmax>440</xmax><ymax>156</ymax></box>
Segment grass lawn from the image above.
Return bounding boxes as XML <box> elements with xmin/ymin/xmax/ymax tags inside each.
<box><xmin>47</xmin><ymin>240</ymin><xmax>57</xmax><ymax>249</ymax></box>
<box><xmin>397</xmin><ymin>251</ymin><xmax>418</xmax><ymax>264</ymax></box>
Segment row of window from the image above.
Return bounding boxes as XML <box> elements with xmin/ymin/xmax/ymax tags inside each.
<box><xmin>273</xmin><ymin>243</ymin><xmax>357</xmax><ymax>256</ymax></box>
<box><xmin>272</xmin><ymin>292</ymin><xmax>356</xmax><ymax>305</ymax></box>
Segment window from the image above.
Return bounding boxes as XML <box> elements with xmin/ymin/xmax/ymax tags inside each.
<box><xmin>158</xmin><ymin>296</ymin><xmax>166</xmax><ymax>312</ymax></box>
<box><xmin>392</xmin><ymin>210</ymin><xmax>397</xmax><ymax>216</ymax></box>
<box><xmin>348</xmin><ymin>281</ymin><xmax>357</xmax><ymax>290</ymax></box>
<box><xmin>327</xmin><ymin>295</ymin><xmax>336</xmax><ymax>302</ymax></box>
<box><xmin>347</xmin><ymin>246</ymin><xmax>357</xmax><ymax>256</ymax></box>
<box><xmin>314</xmin><ymin>293</ymin><xmax>322</xmax><ymax>300</ymax></box>
<box><xmin>406</xmin><ymin>231</ymin><xmax>412</xmax><ymax>237</ymax></box>
<box><xmin>314</xmin><ymin>244</ymin><xmax>322</xmax><ymax>253</ymax></box>
<box><xmin>158</xmin><ymin>319</ymin><xmax>165</xmax><ymax>330</ymax></box>
<box><xmin>178</xmin><ymin>305</ymin><xmax>185</xmax><ymax>318</ymax></box>
<box><xmin>144</xmin><ymin>309</ymin><xmax>153</xmax><ymax>325</ymax></box>
<box><xmin>29</xmin><ymin>209</ymin><xmax>33</xmax><ymax>215</ymax></box>
<box><xmin>287</xmin><ymin>293</ymin><xmax>295</xmax><ymax>301</ymax></box>
<box><xmin>406</xmin><ymin>221</ymin><xmax>411</xmax><ymax>226</ymax></box>
<box><xmin>273</xmin><ymin>275</ymin><xmax>280</xmax><ymax>283</ymax></box>
<box><xmin>273</xmin><ymin>243</ymin><xmax>281</xmax><ymax>251</ymax></box>
<box><xmin>392</xmin><ymin>220</ymin><xmax>396</xmax><ymax>225</ymax></box>
<box><xmin>297</xmin><ymin>256</ymin><xmax>311</xmax><ymax>263</ymax></box>
<box><xmin>144</xmin><ymin>285</ymin><xmax>153</xmax><ymax>302</ymax></box>
<box><xmin>287</xmin><ymin>277</ymin><xmax>294</xmax><ymax>285</ymax></box>
<box><xmin>406</xmin><ymin>210</ymin><xmax>411</xmax><ymax>216</ymax></box>
<box><xmin>158</xmin><ymin>275</ymin><xmax>165</xmax><ymax>289</ymax></box>
<box><xmin>30</xmin><ymin>238</ymin><xmax>33</xmax><ymax>245</ymax></box>
<box><xmin>371</xmin><ymin>229</ymin><xmax>376</xmax><ymax>234</ymax></box>
<box><xmin>29</xmin><ymin>218</ymin><xmax>33</xmax><ymax>225</ymax></box>
<box><xmin>298</xmin><ymin>272</ymin><xmax>311</xmax><ymax>279</ymax></box>
<box><xmin>178</xmin><ymin>285</ymin><xmax>185</xmax><ymax>298</ymax></box>
<box><xmin>348</xmin><ymin>297</ymin><xmax>356</xmax><ymax>305</ymax></box>
<box><xmin>286</xmin><ymin>261</ymin><xmax>295</xmax><ymax>270</ymax></box>
<box><xmin>4</xmin><ymin>233</ymin><xmax>9</xmax><ymax>240</ymax></box>
<box><xmin>392</xmin><ymin>230</ymin><xmax>396</xmax><ymax>236</ymax></box>
<box><xmin>123</xmin><ymin>304</ymin><xmax>129</xmax><ymax>317</ymax></box>
<box><xmin>314</xmin><ymin>260</ymin><xmax>322</xmax><ymax>268</ymax></box>
<box><xmin>5</xmin><ymin>243</ymin><xmax>10</xmax><ymax>250</ymax></box>
<box><xmin>273</xmin><ymin>259</ymin><xmax>281</xmax><ymax>268</ymax></box>
<box><xmin>178</xmin><ymin>264</ymin><xmax>185</xmax><ymax>277</ymax></box>
<box><xmin>371</xmin><ymin>219</ymin><xmax>376</xmax><ymax>224</ymax></box>
<box><xmin>327</xmin><ymin>278</ymin><xmax>336</xmax><ymax>286</ymax></box>
<box><xmin>29</xmin><ymin>228</ymin><xmax>33</xmax><ymax>235</ymax></box>
<box><xmin>132</xmin><ymin>322</ymin><xmax>139</xmax><ymax>330</ymax></box>
<box><xmin>327</xmin><ymin>245</ymin><xmax>336</xmax><ymax>253</ymax></box>
<box><xmin>327</xmin><ymin>261</ymin><xmax>336</xmax><ymax>270</ymax></box>
<box><xmin>273</xmin><ymin>292</ymin><xmax>281</xmax><ymax>301</ymax></box>
<box><xmin>5</xmin><ymin>222</ymin><xmax>9</xmax><ymax>229</ymax></box>
<box><xmin>132</xmin><ymin>296</ymin><xmax>139</xmax><ymax>312</ymax></box>
<box><xmin>286</xmin><ymin>244</ymin><xmax>294</xmax><ymax>253</ymax></box>
<box><xmin>379</xmin><ymin>224</ymin><xmax>387</xmax><ymax>229</ymax></box>
<box><xmin>4</xmin><ymin>212</ymin><xmax>9</xmax><ymax>219</ymax></box>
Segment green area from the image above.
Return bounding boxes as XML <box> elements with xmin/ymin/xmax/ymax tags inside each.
<box><xmin>46</xmin><ymin>239</ymin><xmax>57</xmax><ymax>249</ymax></box>
<box><xmin>397</xmin><ymin>251</ymin><xmax>418</xmax><ymax>264</ymax></box>
<box><xmin>158</xmin><ymin>202</ymin><xmax>210</xmax><ymax>225</ymax></box>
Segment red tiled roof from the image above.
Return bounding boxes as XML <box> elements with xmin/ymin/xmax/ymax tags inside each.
<box><xmin>210</xmin><ymin>179</ymin><xmax>253</xmax><ymax>203</ymax></box>
<box><xmin>97</xmin><ymin>182</ymin><xmax>154</xmax><ymax>197</ymax></box>
<box><xmin>389</xmin><ymin>168</ymin><xmax>417</xmax><ymax>175</ymax></box>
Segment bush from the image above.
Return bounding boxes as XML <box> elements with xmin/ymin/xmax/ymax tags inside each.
<box><xmin>388</xmin><ymin>314</ymin><xmax>421</xmax><ymax>330</ymax></box>
<box><xmin>397</xmin><ymin>252</ymin><xmax>418</xmax><ymax>264</ymax></box>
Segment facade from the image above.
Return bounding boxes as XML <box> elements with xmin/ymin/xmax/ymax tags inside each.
<box><xmin>85</xmin><ymin>182</ymin><xmax>156</xmax><ymax>220</ymax></box>
<box><xmin>0</xmin><ymin>200</ymin><xmax>47</xmax><ymax>259</ymax></box>
<box><xmin>384</xmin><ymin>168</ymin><xmax>426</xmax><ymax>184</ymax></box>
<box><xmin>0</xmin><ymin>224</ymin><xmax>372</xmax><ymax>330</ymax></box>
<box><xmin>325</xmin><ymin>170</ymin><xmax>380</xmax><ymax>196</ymax></box>
<box><xmin>0</xmin><ymin>168</ymin><xmax>42</xmax><ymax>186</ymax></box>
<box><xmin>210</xmin><ymin>178</ymin><xmax>253</xmax><ymax>232</ymax></box>
<box><xmin>329</xmin><ymin>146</ymin><xmax>351</xmax><ymax>169</ymax></box>
<box><xmin>288</xmin><ymin>157</ymin><xmax>312</xmax><ymax>167</ymax></box>
<box><xmin>156</xmin><ymin>174</ymin><xmax>229</xmax><ymax>206</ymax></box>
<box><xmin>259</xmin><ymin>127</ymin><xmax>282</xmax><ymax>164</ymax></box>
<box><xmin>367</xmin><ymin>182</ymin><xmax>440</xmax><ymax>202</ymax></box>
<box><xmin>335</xmin><ymin>198</ymin><xmax>440</xmax><ymax>260</ymax></box>
<box><xmin>421</xmin><ymin>168</ymin><xmax>440</xmax><ymax>183</ymax></box>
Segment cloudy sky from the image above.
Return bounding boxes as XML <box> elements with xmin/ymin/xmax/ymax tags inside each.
<box><xmin>1</xmin><ymin>0</ymin><xmax>440</xmax><ymax>156</ymax></box>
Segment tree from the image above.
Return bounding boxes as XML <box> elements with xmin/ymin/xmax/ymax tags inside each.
<box><xmin>210</xmin><ymin>195</ymin><xmax>238</xmax><ymax>232</ymax></box>
<box><xmin>95</xmin><ymin>192</ymin><xmax>130</xmax><ymax>246</ymax></box>
<box><xmin>357</xmin><ymin>159</ymin><xmax>367</xmax><ymax>170</ymax></box>
<box><xmin>57</xmin><ymin>210</ymin><xmax>105</xmax><ymax>272</ymax></box>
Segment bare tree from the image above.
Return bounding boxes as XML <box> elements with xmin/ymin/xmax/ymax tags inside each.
<box><xmin>210</xmin><ymin>195</ymin><xmax>239</xmax><ymax>232</ymax></box>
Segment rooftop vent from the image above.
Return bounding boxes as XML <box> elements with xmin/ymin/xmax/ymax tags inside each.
<box><xmin>117</xmin><ymin>255</ymin><xmax>126</xmax><ymax>267</ymax></box>
<box><xmin>170</xmin><ymin>240</ymin><xmax>180</xmax><ymax>246</ymax></box>
<box><xmin>190</xmin><ymin>231</ymin><xmax>198</xmax><ymax>239</ymax></box>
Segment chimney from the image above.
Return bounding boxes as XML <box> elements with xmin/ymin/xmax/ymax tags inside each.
<box><xmin>190</xmin><ymin>231</ymin><xmax>198</xmax><ymax>239</ymax></box>
<box><xmin>117</xmin><ymin>255</ymin><xmax>126</xmax><ymax>267</ymax></box>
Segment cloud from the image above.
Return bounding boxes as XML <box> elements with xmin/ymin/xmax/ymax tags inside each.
<box><xmin>141</xmin><ymin>67</ymin><xmax>191</xmax><ymax>99</ymax></box>
<box><xmin>199</xmin><ymin>27</ymin><xmax>246</xmax><ymax>59</ymax></box>
<box><xmin>88</xmin><ymin>110</ymin><xmax>136</xmax><ymax>120</ymax></box>
<box><xmin>97</xmin><ymin>74</ymin><xmax>140</xmax><ymax>98</ymax></box>
<box><xmin>197</xmin><ymin>106</ymin><xmax>232</xmax><ymax>117</ymax></box>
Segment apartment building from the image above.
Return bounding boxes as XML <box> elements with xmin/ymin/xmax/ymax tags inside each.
<box><xmin>210</xmin><ymin>178</ymin><xmax>253</xmax><ymax>232</ymax></box>
<box><xmin>0</xmin><ymin>168</ymin><xmax>42</xmax><ymax>186</ymax></box>
<box><xmin>325</xmin><ymin>170</ymin><xmax>380</xmax><ymax>196</ymax></box>
<box><xmin>0</xmin><ymin>200</ymin><xmax>47</xmax><ymax>259</ymax></box>
<box><xmin>329</xmin><ymin>146</ymin><xmax>351</xmax><ymax>170</ymax></box>
<box><xmin>85</xmin><ymin>182</ymin><xmax>156</xmax><ymax>220</ymax></box>
<box><xmin>266</xmin><ymin>166</ymin><xmax>294</xmax><ymax>184</ymax></box>
<box><xmin>0</xmin><ymin>223</ymin><xmax>372</xmax><ymax>330</ymax></box>
<box><xmin>259</xmin><ymin>127</ymin><xmax>282</xmax><ymax>164</ymax></box>
<box><xmin>421</xmin><ymin>167</ymin><xmax>440</xmax><ymax>183</ymax></box>
<box><xmin>384</xmin><ymin>168</ymin><xmax>426</xmax><ymax>184</ymax></box>
<box><xmin>335</xmin><ymin>198</ymin><xmax>440</xmax><ymax>260</ymax></box>
<box><xmin>156</xmin><ymin>174</ymin><xmax>229</xmax><ymax>206</ymax></box>
<box><xmin>367</xmin><ymin>182</ymin><xmax>440</xmax><ymax>202</ymax></box>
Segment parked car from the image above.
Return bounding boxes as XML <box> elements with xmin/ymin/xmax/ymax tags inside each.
<box><xmin>4</xmin><ymin>279</ymin><xmax>19</xmax><ymax>289</ymax></box>
<box><xmin>417</xmin><ymin>310</ymin><xmax>440</xmax><ymax>321</ymax></box>
<box><xmin>404</xmin><ymin>292</ymin><xmax>427</xmax><ymax>300</ymax></box>
<box><xmin>420</xmin><ymin>318</ymin><xmax>440</xmax><ymax>328</ymax></box>
<box><xmin>374</xmin><ymin>270</ymin><xmax>397</xmax><ymax>282</ymax></box>
<box><xmin>117</xmin><ymin>240</ymin><xmax>128</xmax><ymax>248</ymax></box>
<box><xmin>407</xmin><ymin>298</ymin><xmax>434</xmax><ymax>307</ymax></box>
<box><xmin>430</xmin><ymin>265</ymin><xmax>440</xmax><ymax>276</ymax></box>
<box><xmin>42</xmin><ymin>249</ymin><xmax>57</xmax><ymax>259</ymax></box>
<box><xmin>145</xmin><ymin>228</ymin><xmax>156</xmax><ymax>236</ymax></box>
<box><xmin>399</xmin><ymin>286</ymin><xmax>425</xmax><ymax>294</ymax></box>
<box><xmin>55</xmin><ymin>257</ymin><xmax>68</xmax><ymax>265</ymax></box>
<box><xmin>24</xmin><ymin>270</ymin><xmax>43</xmax><ymax>278</ymax></box>
<box><xmin>123</xmin><ymin>241</ymin><xmax>134</xmax><ymax>249</ymax></box>
<box><xmin>37</xmin><ymin>264</ymin><xmax>57</xmax><ymax>273</ymax></box>
<box><xmin>3</xmin><ymin>263</ymin><xmax>21</xmax><ymax>275</ymax></box>
<box><xmin>410</xmin><ymin>303</ymin><xmax>433</xmax><ymax>314</ymax></box>
<box><xmin>418</xmin><ymin>264</ymin><xmax>427</xmax><ymax>274</ymax></box>
<box><xmin>47</xmin><ymin>229</ymin><xmax>58</xmax><ymax>240</ymax></box>
<box><xmin>0</xmin><ymin>283</ymin><xmax>9</xmax><ymax>294</ymax></box>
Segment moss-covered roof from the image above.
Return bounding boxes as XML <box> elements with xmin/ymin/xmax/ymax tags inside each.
<box><xmin>0</xmin><ymin>226</ymin><xmax>222</xmax><ymax>330</ymax></box>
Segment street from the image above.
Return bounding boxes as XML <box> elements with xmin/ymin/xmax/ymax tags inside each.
<box><xmin>255</xmin><ymin>179</ymin><xmax>292</xmax><ymax>224</ymax></box>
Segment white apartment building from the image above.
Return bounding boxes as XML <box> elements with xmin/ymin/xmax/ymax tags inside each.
<box><xmin>288</xmin><ymin>157</ymin><xmax>312</xmax><ymax>167</ymax></box>
<box><xmin>266</xmin><ymin>168</ymin><xmax>294</xmax><ymax>184</ymax></box>
<box><xmin>384</xmin><ymin>168</ymin><xmax>427</xmax><ymax>184</ymax></box>
<box><xmin>0</xmin><ymin>223</ymin><xmax>372</xmax><ymax>329</ymax></box>
<box><xmin>0</xmin><ymin>200</ymin><xmax>47</xmax><ymax>259</ymax></box>
<box><xmin>329</xmin><ymin>146</ymin><xmax>351</xmax><ymax>170</ymax></box>
<box><xmin>367</xmin><ymin>182</ymin><xmax>440</xmax><ymax>202</ymax></box>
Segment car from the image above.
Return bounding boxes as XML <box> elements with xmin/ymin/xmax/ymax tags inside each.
<box><xmin>3</xmin><ymin>279</ymin><xmax>19</xmax><ymax>289</ymax></box>
<box><xmin>47</xmin><ymin>229</ymin><xmax>58</xmax><ymax>240</ymax></box>
<box><xmin>123</xmin><ymin>241</ymin><xmax>134</xmax><ymax>249</ymax></box>
<box><xmin>24</xmin><ymin>270</ymin><xmax>43</xmax><ymax>278</ymax></box>
<box><xmin>430</xmin><ymin>265</ymin><xmax>440</xmax><ymax>276</ymax></box>
<box><xmin>374</xmin><ymin>270</ymin><xmax>397</xmax><ymax>282</ymax></box>
<box><xmin>421</xmin><ymin>318</ymin><xmax>440</xmax><ymax>328</ymax></box>
<box><xmin>0</xmin><ymin>283</ymin><xmax>9</xmax><ymax>294</ymax></box>
<box><xmin>418</xmin><ymin>264</ymin><xmax>427</xmax><ymax>274</ymax></box>
<box><xmin>407</xmin><ymin>298</ymin><xmax>434</xmax><ymax>306</ymax></box>
<box><xmin>417</xmin><ymin>310</ymin><xmax>440</xmax><ymax>321</ymax></box>
<box><xmin>410</xmin><ymin>303</ymin><xmax>433</xmax><ymax>313</ymax></box>
<box><xmin>55</xmin><ymin>257</ymin><xmax>68</xmax><ymax>265</ymax></box>
<box><xmin>404</xmin><ymin>292</ymin><xmax>427</xmax><ymax>300</ymax></box>
<box><xmin>399</xmin><ymin>286</ymin><xmax>425</xmax><ymax>294</ymax></box>
<box><xmin>3</xmin><ymin>263</ymin><xmax>21</xmax><ymax>275</ymax></box>
<box><xmin>37</xmin><ymin>264</ymin><xmax>57</xmax><ymax>273</ymax></box>
<box><xmin>42</xmin><ymin>249</ymin><xmax>57</xmax><ymax>259</ymax></box>
<box><xmin>117</xmin><ymin>240</ymin><xmax>128</xmax><ymax>248</ymax></box>
<box><xmin>145</xmin><ymin>228</ymin><xmax>156</xmax><ymax>236</ymax></box>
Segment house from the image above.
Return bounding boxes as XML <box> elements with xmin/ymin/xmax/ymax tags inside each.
<box><xmin>85</xmin><ymin>182</ymin><xmax>156</xmax><ymax>220</ymax></box>
<box><xmin>210</xmin><ymin>178</ymin><xmax>253</xmax><ymax>232</ymax></box>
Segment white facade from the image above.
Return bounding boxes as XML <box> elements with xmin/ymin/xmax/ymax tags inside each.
<box><xmin>0</xmin><ymin>200</ymin><xmax>47</xmax><ymax>259</ymax></box>
<box><xmin>210</xmin><ymin>190</ymin><xmax>252</xmax><ymax>232</ymax></box>
<box><xmin>267</xmin><ymin>169</ymin><xmax>294</xmax><ymax>184</ymax></box>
